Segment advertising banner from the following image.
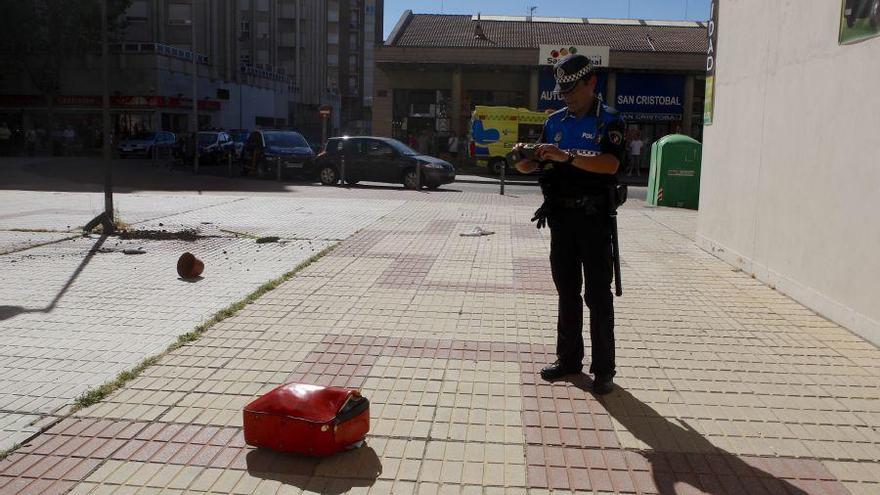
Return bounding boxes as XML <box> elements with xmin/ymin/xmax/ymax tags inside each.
<box><xmin>839</xmin><ymin>0</ymin><xmax>880</xmax><ymax>44</ymax></box>
<box><xmin>615</xmin><ymin>74</ymin><xmax>685</xmax><ymax>122</ymax></box>
<box><xmin>538</xmin><ymin>45</ymin><xmax>610</xmax><ymax>67</ymax></box>
<box><xmin>538</xmin><ymin>69</ymin><xmax>607</xmax><ymax>111</ymax></box>
<box><xmin>704</xmin><ymin>0</ymin><xmax>719</xmax><ymax>125</ymax></box>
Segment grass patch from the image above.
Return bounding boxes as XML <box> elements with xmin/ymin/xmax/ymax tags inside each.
<box><xmin>0</xmin><ymin>443</ymin><xmax>22</xmax><ymax>461</ymax></box>
<box><xmin>71</xmin><ymin>242</ymin><xmax>337</xmax><ymax>412</ymax></box>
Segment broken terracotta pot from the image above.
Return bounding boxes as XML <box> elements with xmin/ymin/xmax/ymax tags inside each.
<box><xmin>177</xmin><ymin>252</ymin><xmax>204</xmax><ymax>279</ymax></box>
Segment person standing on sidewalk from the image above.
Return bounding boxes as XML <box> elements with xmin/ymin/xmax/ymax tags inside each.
<box><xmin>626</xmin><ymin>133</ymin><xmax>643</xmax><ymax>176</ymax></box>
<box><xmin>0</xmin><ymin>122</ymin><xmax>11</xmax><ymax>156</ymax></box>
<box><xmin>513</xmin><ymin>54</ymin><xmax>626</xmax><ymax>395</ymax></box>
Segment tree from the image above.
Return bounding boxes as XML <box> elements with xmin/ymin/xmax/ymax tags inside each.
<box><xmin>0</xmin><ymin>0</ymin><xmax>132</xmax><ymax>131</ymax></box>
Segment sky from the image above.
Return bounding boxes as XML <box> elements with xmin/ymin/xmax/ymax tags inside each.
<box><xmin>383</xmin><ymin>0</ymin><xmax>711</xmax><ymax>39</ymax></box>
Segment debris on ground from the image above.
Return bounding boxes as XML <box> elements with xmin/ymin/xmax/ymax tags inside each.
<box><xmin>122</xmin><ymin>248</ymin><xmax>147</xmax><ymax>255</ymax></box>
<box><xmin>255</xmin><ymin>236</ymin><xmax>280</xmax><ymax>244</ymax></box>
<box><xmin>118</xmin><ymin>229</ymin><xmax>202</xmax><ymax>242</ymax></box>
<box><xmin>459</xmin><ymin>227</ymin><xmax>495</xmax><ymax>237</ymax></box>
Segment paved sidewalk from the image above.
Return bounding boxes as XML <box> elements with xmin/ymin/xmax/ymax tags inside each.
<box><xmin>0</xmin><ymin>190</ymin><xmax>404</xmax><ymax>452</ymax></box>
<box><xmin>1</xmin><ymin>189</ymin><xmax>879</xmax><ymax>494</ymax></box>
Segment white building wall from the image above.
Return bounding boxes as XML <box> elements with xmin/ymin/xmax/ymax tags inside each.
<box><xmin>697</xmin><ymin>0</ymin><xmax>880</xmax><ymax>344</ymax></box>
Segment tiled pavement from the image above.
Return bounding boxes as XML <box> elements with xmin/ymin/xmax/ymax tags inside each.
<box><xmin>1</xmin><ymin>189</ymin><xmax>879</xmax><ymax>494</ymax></box>
<box><xmin>0</xmin><ymin>190</ymin><xmax>404</xmax><ymax>452</ymax></box>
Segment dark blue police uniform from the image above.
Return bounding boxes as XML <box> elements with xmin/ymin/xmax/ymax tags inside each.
<box><xmin>536</xmin><ymin>56</ymin><xmax>626</xmax><ymax>387</ymax></box>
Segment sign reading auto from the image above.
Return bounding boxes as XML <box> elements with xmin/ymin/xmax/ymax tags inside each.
<box><xmin>538</xmin><ymin>45</ymin><xmax>610</xmax><ymax>67</ymax></box>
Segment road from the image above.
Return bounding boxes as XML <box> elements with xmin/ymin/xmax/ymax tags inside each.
<box><xmin>0</xmin><ymin>156</ymin><xmax>646</xmax><ymax>200</ymax></box>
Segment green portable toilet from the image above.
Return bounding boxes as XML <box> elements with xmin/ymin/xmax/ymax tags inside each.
<box><xmin>646</xmin><ymin>134</ymin><xmax>702</xmax><ymax>209</ymax></box>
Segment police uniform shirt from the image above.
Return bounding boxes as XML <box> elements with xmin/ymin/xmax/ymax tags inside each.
<box><xmin>539</xmin><ymin>100</ymin><xmax>626</xmax><ymax>197</ymax></box>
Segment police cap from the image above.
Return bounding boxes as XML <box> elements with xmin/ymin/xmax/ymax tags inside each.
<box><xmin>553</xmin><ymin>54</ymin><xmax>593</xmax><ymax>94</ymax></box>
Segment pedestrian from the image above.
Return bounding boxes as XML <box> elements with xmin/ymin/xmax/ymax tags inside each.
<box><xmin>417</xmin><ymin>130</ymin><xmax>429</xmax><ymax>154</ymax></box>
<box><xmin>0</xmin><ymin>122</ymin><xmax>11</xmax><ymax>156</ymax></box>
<box><xmin>407</xmin><ymin>133</ymin><xmax>418</xmax><ymax>150</ymax></box>
<box><xmin>25</xmin><ymin>127</ymin><xmax>37</xmax><ymax>156</ymax></box>
<box><xmin>456</xmin><ymin>133</ymin><xmax>467</xmax><ymax>166</ymax></box>
<box><xmin>62</xmin><ymin>125</ymin><xmax>76</xmax><ymax>156</ymax></box>
<box><xmin>626</xmin><ymin>133</ymin><xmax>643</xmax><ymax>176</ymax></box>
<box><xmin>513</xmin><ymin>54</ymin><xmax>626</xmax><ymax>394</ymax></box>
<box><xmin>447</xmin><ymin>134</ymin><xmax>459</xmax><ymax>162</ymax></box>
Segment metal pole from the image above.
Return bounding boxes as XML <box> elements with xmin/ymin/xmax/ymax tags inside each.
<box><xmin>416</xmin><ymin>161</ymin><xmax>421</xmax><ymax>190</ymax></box>
<box><xmin>499</xmin><ymin>160</ymin><xmax>506</xmax><ymax>196</ymax></box>
<box><xmin>228</xmin><ymin>150</ymin><xmax>233</xmax><ymax>177</ymax></box>
<box><xmin>101</xmin><ymin>0</ymin><xmax>114</xmax><ymax>231</ymax></box>
<box><xmin>191</xmin><ymin>7</ymin><xmax>199</xmax><ymax>175</ymax></box>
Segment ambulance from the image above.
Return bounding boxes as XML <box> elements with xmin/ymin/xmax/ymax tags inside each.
<box><xmin>469</xmin><ymin>106</ymin><xmax>549</xmax><ymax>175</ymax></box>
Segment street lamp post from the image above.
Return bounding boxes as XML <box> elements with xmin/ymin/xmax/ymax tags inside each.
<box><xmin>101</xmin><ymin>0</ymin><xmax>113</xmax><ymax>230</ymax></box>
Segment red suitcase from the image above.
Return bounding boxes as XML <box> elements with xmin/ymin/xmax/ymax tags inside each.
<box><xmin>243</xmin><ymin>383</ymin><xmax>370</xmax><ymax>457</ymax></box>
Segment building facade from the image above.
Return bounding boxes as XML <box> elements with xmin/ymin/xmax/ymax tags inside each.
<box><xmin>0</xmin><ymin>0</ymin><xmax>382</xmax><ymax>145</ymax></box>
<box><xmin>698</xmin><ymin>1</ymin><xmax>880</xmax><ymax>344</ymax></box>
<box><xmin>373</xmin><ymin>12</ymin><xmax>708</xmax><ymax>163</ymax></box>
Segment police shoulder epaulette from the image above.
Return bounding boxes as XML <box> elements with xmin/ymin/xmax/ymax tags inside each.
<box><xmin>603</xmin><ymin>105</ymin><xmax>620</xmax><ymax>116</ymax></box>
<box><xmin>548</xmin><ymin>107</ymin><xmax>568</xmax><ymax>120</ymax></box>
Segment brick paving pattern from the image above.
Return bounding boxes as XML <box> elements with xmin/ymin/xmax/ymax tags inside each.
<box><xmin>0</xmin><ymin>187</ymin><xmax>878</xmax><ymax>494</ymax></box>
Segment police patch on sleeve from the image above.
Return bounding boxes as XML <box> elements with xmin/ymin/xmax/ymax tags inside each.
<box><xmin>553</xmin><ymin>131</ymin><xmax>563</xmax><ymax>143</ymax></box>
<box><xmin>609</xmin><ymin>130</ymin><xmax>623</xmax><ymax>146</ymax></box>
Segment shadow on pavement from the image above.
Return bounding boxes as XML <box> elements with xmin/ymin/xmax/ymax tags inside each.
<box><xmin>2</xmin><ymin>157</ymin><xmax>464</xmax><ymax>195</ymax></box>
<box><xmin>0</xmin><ymin>234</ymin><xmax>107</xmax><ymax>322</ymax></box>
<box><xmin>564</xmin><ymin>375</ymin><xmax>810</xmax><ymax>495</ymax></box>
<box><xmin>246</xmin><ymin>445</ymin><xmax>382</xmax><ymax>495</ymax></box>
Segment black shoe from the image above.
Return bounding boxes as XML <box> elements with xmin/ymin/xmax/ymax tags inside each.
<box><xmin>540</xmin><ymin>361</ymin><xmax>583</xmax><ymax>380</ymax></box>
<box><xmin>592</xmin><ymin>374</ymin><xmax>614</xmax><ymax>395</ymax></box>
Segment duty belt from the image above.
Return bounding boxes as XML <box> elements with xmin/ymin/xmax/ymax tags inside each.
<box><xmin>552</xmin><ymin>195</ymin><xmax>604</xmax><ymax>209</ymax></box>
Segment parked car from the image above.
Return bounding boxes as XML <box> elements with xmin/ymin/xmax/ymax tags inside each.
<box><xmin>228</xmin><ymin>129</ymin><xmax>249</xmax><ymax>160</ymax></box>
<box><xmin>314</xmin><ymin>136</ymin><xmax>456</xmax><ymax>190</ymax></box>
<box><xmin>241</xmin><ymin>129</ymin><xmax>316</xmax><ymax>178</ymax></box>
<box><xmin>117</xmin><ymin>131</ymin><xmax>177</xmax><ymax>158</ymax></box>
<box><xmin>177</xmin><ymin>131</ymin><xmax>235</xmax><ymax>165</ymax></box>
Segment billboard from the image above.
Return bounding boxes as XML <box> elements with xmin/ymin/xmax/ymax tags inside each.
<box><xmin>839</xmin><ymin>0</ymin><xmax>880</xmax><ymax>44</ymax></box>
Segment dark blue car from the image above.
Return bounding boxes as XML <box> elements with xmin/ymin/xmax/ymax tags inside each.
<box><xmin>241</xmin><ymin>129</ymin><xmax>315</xmax><ymax>178</ymax></box>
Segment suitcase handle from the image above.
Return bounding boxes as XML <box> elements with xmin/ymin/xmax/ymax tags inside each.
<box><xmin>335</xmin><ymin>395</ymin><xmax>369</xmax><ymax>424</ymax></box>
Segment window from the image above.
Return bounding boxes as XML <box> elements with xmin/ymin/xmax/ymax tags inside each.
<box><xmin>348</xmin><ymin>76</ymin><xmax>358</xmax><ymax>94</ymax></box>
<box><xmin>257</xmin><ymin>0</ymin><xmax>269</xmax><ymax>11</ymax></box>
<box><xmin>348</xmin><ymin>55</ymin><xmax>358</xmax><ymax>72</ymax></box>
<box><xmin>366</xmin><ymin>140</ymin><xmax>392</xmax><ymax>157</ymax></box>
<box><xmin>349</xmin><ymin>32</ymin><xmax>358</xmax><ymax>49</ymax></box>
<box><xmin>168</xmin><ymin>3</ymin><xmax>191</xmax><ymax>23</ymax></box>
<box><xmin>126</xmin><ymin>0</ymin><xmax>148</xmax><ymax>21</ymax></box>
<box><xmin>257</xmin><ymin>50</ymin><xmax>269</xmax><ymax>64</ymax></box>
<box><xmin>239</xmin><ymin>0</ymin><xmax>251</xmax><ymax>9</ymax></box>
<box><xmin>257</xmin><ymin>21</ymin><xmax>269</xmax><ymax>38</ymax></box>
<box><xmin>349</xmin><ymin>8</ymin><xmax>359</xmax><ymax>28</ymax></box>
<box><xmin>240</xmin><ymin>20</ymin><xmax>251</xmax><ymax>39</ymax></box>
<box><xmin>240</xmin><ymin>53</ymin><xmax>251</xmax><ymax>65</ymax></box>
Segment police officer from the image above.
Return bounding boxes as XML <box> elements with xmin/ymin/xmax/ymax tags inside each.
<box><xmin>513</xmin><ymin>54</ymin><xmax>625</xmax><ymax>394</ymax></box>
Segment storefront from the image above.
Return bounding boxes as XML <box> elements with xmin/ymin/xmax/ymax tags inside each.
<box><xmin>0</xmin><ymin>94</ymin><xmax>221</xmax><ymax>152</ymax></box>
<box><xmin>375</xmin><ymin>13</ymin><xmax>709</xmax><ymax>158</ymax></box>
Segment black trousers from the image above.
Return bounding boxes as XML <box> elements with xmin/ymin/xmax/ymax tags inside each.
<box><xmin>549</xmin><ymin>207</ymin><xmax>616</xmax><ymax>377</ymax></box>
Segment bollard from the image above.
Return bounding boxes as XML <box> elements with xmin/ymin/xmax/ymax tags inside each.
<box><xmin>416</xmin><ymin>161</ymin><xmax>422</xmax><ymax>190</ymax></box>
<box><xmin>152</xmin><ymin>145</ymin><xmax>158</xmax><ymax>167</ymax></box>
<box><xmin>499</xmin><ymin>161</ymin><xmax>506</xmax><ymax>196</ymax></box>
<box><xmin>276</xmin><ymin>159</ymin><xmax>282</xmax><ymax>181</ymax></box>
<box><xmin>227</xmin><ymin>152</ymin><xmax>233</xmax><ymax>178</ymax></box>
<box><xmin>340</xmin><ymin>156</ymin><xmax>346</xmax><ymax>186</ymax></box>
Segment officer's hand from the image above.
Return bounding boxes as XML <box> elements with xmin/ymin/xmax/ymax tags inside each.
<box><xmin>535</xmin><ymin>144</ymin><xmax>570</xmax><ymax>163</ymax></box>
<box><xmin>531</xmin><ymin>202</ymin><xmax>550</xmax><ymax>229</ymax></box>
